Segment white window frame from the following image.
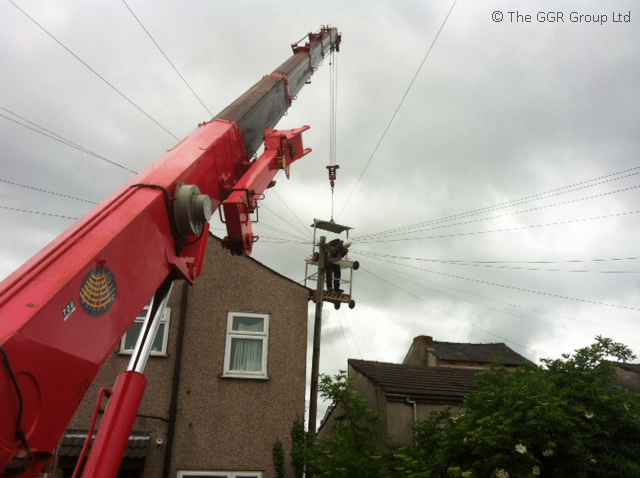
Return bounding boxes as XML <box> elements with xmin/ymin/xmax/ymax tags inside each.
<box><xmin>177</xmin><ymin>471</ymin><xmax>263</xmax><ymax>478</ymax></box>
<box><xmin>222</xmin><ymin>311</ymin><xmax>269</xmax><ymax>379</ymax></box>
<box><xmin>119</xmin><ymin>306</ymin><xmax>171</xmax><ymax>357</ymax></box>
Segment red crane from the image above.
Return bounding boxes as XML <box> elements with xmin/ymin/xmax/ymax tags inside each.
<box><xmin>0</xmin><ymin>27</ymin><xmax>340</xmax><ymax>477</ymax></box>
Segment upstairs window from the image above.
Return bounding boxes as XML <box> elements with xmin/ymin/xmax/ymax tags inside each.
<box><xmin>223</xmin><ymin>312</ymin><xmax>269</xmax><ymax>379</ymax></box>
<box><xmin>119</xmin><ymin>306</ymin><xmax>171</xmax><ymax>356</ymax></box>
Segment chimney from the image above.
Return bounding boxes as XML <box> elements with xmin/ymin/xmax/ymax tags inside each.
<box><xmin>403</xmin><ymin>335</ymin><xmax>434</xmax><ymax>366</ymax></box>
<box><xmin>420</xmin><ymin>335</ymin><xmax>434</xmax><ymax>348</ymax></box>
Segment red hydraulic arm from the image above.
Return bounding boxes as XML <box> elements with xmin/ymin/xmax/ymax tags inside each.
<box><xmin>0</xmin><ymin>27</ymin><xmax>340</xmax><ymax>477</ymax></box>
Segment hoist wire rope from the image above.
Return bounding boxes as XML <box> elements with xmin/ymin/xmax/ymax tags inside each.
<box><xmin>0</xmin><ymin>112</ymin><xmax>138</xmax><ymax>175</ymax></box>
<box><xmin>7</xmin><ymin>0</ymin><xmax>180</xmax><ymax>141</ymax></box>
<box><xmin>329</xmin><ymin>49</ymin><xmax>337</xmax><ymax>169</ymax></box>
<box><xmin>358</xmin><ymin>256</ymin><xmax>639</xmax><ymax>332</ymax></box>
<box><xmin>360</xmin><ymin>265</ymin><xmax>534</xmax><ymax>354</ymax></box>
<box><xmin>353</xmin><ymin>249</ymin><xmax>640</xmax><ymax>273</ymax></box>
<box><xmin>120</xmin><ymin>0</ymin><xmax>213</xmax><ymax>117</ymax></box>
<box><xmin>352</xmin><ymin>209</ymin><xmax>640</xmax><ymax>244</ymax></box>
<box><xmin>337</xmin><ymin>0</ymin><xmax>458</xmax><ymax>219</ymax></box>
<box><xmin>328</xmin><ymin>48</ymin><xmax>338</xmax><ymax>220</ymax></box>
<box><xmin>357</xmin><ymin>166</ymin><xmax>640</xmax><ymax>240</ymax></box>
<box><xmin>356</xmin><ymin>251</ymin><xmax>640</xmax><ymax>312</ymax></box>
<box><xmin>360</xmin><ymin>259</ymin><xmax>640</xmax><ymax>339</ymax></box>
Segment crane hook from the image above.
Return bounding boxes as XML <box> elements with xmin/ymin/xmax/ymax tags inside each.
<box><xmin>326</xmin><ymin>165</ymin><xmax>339</xmax><ymax>189</ymax></box>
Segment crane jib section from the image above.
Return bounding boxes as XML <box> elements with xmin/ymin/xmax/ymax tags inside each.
<box><xmin>0</xmin><ymin>27</ymin><xmax>340</xmax><ymax>477</ymax></box>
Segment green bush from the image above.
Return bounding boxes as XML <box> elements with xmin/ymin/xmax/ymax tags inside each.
<box><xmin>311</xmin><ymin>338</ymin><xmax>640</xmax><ymax>478</ymax></box>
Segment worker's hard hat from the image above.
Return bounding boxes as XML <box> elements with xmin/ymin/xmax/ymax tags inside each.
<box><xmin>343</xmin><ymin>239</ymin><xmax>352</xmax><ymax>248</ymax></box>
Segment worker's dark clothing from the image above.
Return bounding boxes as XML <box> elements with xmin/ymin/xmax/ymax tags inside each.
<box><xmin>325</xmin><ymin>239</ymin><xmax>349</xmax><ymax>292</ymax></box>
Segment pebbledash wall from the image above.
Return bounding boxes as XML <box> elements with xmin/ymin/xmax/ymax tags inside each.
<box><xmin>57</xmin><ymin>234</ymin><xmax>310</xmax><ymax>478</ymax></box>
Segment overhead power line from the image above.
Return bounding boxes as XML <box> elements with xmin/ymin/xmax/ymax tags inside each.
<box><xmin>358</xmin><ymin>166</ymin><xmax>640</xmax><ymax>240</ymax></box>
<box><xmin>358</xmin><ymin>252</ymin><xmax>640</xmax><ymax>312</ymax></box>
<box><xmin>1</xmin><ymin>205</ymin><xmax>78</xmax><ymax>220</ymax></box>
<box><xmin>338</xmin><ymin>0</ymin><xmax>458</xmax><ymax>219</ymax></box>
<box><xmin>8</xmin><ymin>0</ymin><xmax>179</xmax><ymax>141</ymax></box>
<box><xmin>0</xmin><ymin>108</ymin><xmax>138</xmax><ymax>174</ymax></box>
<box><xmin>0</xmin><ymin>179</ymin><xmax>99</xmax><ymax>205</ymax></box>
<box><xmin>361</xmin><ymin>265</ymin><xmax>534</xmax><ymax>354</ymax></box>
<box><xmin>260</xmin><ymin>203</ymin><xmax>313</xmax><ymax>240</ymax></box>
<box><xmin>356</xmin><ymin>183</ymin><xmax>640</xmax><ymax>241</ymax></box>
<box><xmin>353</xmin><ymin>251</ymin><xmax>640</xmax><ymax>266</ymax></box>
<box><xmin>120</xmin><ymin>0</ymin><xmax>213</xmax><ymax>117</ymax></box>
<box><xmin>353</xmin><ymin>209</ymin><xmax>640</xmax><ymax>244</ymax></box>
<box><xmin>362</xmin><ymin>260</ymin><xmax>640</xmax><ymax>340</ymax></box>
<box><xmin>359</xmin><ymin>257</ymin><xmax>639</xmax><ymax>333</ymax></box>
<box><xmin>270</xmin><ymin>189</ymin><xmax>312</xmax><ymax>239</ymax></box>
<box><xmin>362</xmin><ymin>262</ymin><xmax>640</xmax><ymax>350</ymax></box>
<box><xmin>354</xmin><ymin>250</ymin><xmax>640</xmax><ymax>273</ymax></box>
<box><xmin>254</xmin><ymin>222</ymin><xmax>309</xmax><ymax>242</ymax></box>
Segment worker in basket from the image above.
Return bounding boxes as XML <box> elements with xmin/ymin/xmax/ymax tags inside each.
<box><xmin>325</xmin><ymin>238</ymin><xmax>352</xmax><ymax>293</ymax></box>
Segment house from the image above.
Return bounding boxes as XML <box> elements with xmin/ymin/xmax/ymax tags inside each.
<box><xmin>317</xmin><ymin>335</ymin><xmax>531</xmax><ymax>447</ymax></box>
<box><xmin>403</xmin><ymin>335</ymin><xmax>531</xmax><ymax>370</ymax></box>
<box><xmin>613</xmin><ymin>362</ymin><xmax>640</xmax><ymax>394</ymax></box>
<box><xmin>50</xmin><ymin>234</ymin><xmax>311</xmax><ymax>478</ymax></box>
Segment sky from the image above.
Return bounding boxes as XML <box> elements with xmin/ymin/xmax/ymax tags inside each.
<box><xmin>2</xmin><ymin>0</ymin><xmax>640</xmax><ymax>421</ymax></box>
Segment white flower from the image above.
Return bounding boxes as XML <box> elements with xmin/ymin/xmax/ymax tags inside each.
<box><xmin>542</xmin><ymin>449</ymin><xmax>554</xmax><ymax>457</ymax></box>
<box><xmin>515</xmin><ymin>443</ymin><xmax>527</xmax><ymax>454</ymax></box>
<box><xmin>495</xmin><ymin>469</ymin><xmax>510</xmax><ymax>478</ymax></box>
<box><xmin>584</xmin><ymin>411</ymin><xmax>594</xmax><ymax>419</ymax></box>
<box><xmin>532</xmin><ymin>466</ymin><xmax>540</xmax><ymax>476</ymax></box>
<box><xmin>590</xmin><ymin>458</ymin><xmax>597</xmax><ymax>464</ymax></box>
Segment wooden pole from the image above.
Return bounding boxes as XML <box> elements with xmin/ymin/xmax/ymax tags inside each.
<box><xmin>308</xmin><ymin>235</ymin><xmax>326</xmax><ymax>443</ymax></box>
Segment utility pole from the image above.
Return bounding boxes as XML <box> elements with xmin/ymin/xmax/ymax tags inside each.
<box><xmin>308</xmin><ymin>235</ymin><xmax>326</xmax><ymax>441</ymax></box>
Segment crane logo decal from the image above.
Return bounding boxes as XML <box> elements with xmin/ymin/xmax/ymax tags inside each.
<box><xmin>79</xmin><ymin>266</ymin><xmax>117</xmax><ymax>317</ymax></box>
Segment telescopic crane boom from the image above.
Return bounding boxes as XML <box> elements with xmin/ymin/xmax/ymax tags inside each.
<box><xmin>0</xmin><ymin>27</ymin><xmax>340</xmax><ymax>477</ymax></box>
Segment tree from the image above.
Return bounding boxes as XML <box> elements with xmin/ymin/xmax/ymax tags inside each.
<box><xmin>290</xmin><ymin>417</ymin><xmax>308</xmax><ymax>478</ymax></box>
<box><xmin>312</xmin><ymin>372</ymin><xmax>433</xmax><ymax>478</ymax></box>
<box><xmin>312</xmin><ymin>338</ymin><xmax>640</xmax><ymax>478</ymax></box>
<box><xmin>310</xmin><ymin>371</ymin><xmax>383</xmax><ymax>478</ymax></box>
<box><xmin>414</xmin><ymin>337</ymin><xmax>640</xmax><ymax>478</ymax></box>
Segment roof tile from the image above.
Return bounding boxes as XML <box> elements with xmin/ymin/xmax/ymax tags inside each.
<box><xmin>349</xmin><ymin>359</ymin><xmax>480</xmax><ymax>404</ymax></box>
<box><xmin>431</xmin><ymin>341</ymin><xmax>530</xmax><ymax>365</ymax></box>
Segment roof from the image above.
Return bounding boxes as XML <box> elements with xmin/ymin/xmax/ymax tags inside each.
<box><xmin>349</xmin><ymin>359</ymin><xmax>480</xmax><ymax>404</ymax></box>
<box><xmin>59</xmin><ymin>432</ymin><xmax>149</xmax><ymax>459</ymax></box>
<box><xmin>209</xmin><ymin>234</ymin><xmax>311</xmax><ymax>293</ymax></box>
<box><xmin>431</xmin><ymin>341</ymin><xmax>531</xmax><ymax>366</ymax></box>
<box><xmin>614</xmin><ymin>362</ymin><xmax>640</xmax><ymax>374</ymax></box>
